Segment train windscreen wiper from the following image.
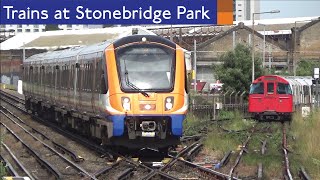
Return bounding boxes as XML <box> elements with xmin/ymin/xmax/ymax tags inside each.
<box><xmin>123</xmin><ymin>60</ymin><xmax>149</xmax><ymax>97</ymax></box>
<box><xmin>124</xmin><ymin>70</ymin><xmax>149</xmax><ymax>97</ymax></box>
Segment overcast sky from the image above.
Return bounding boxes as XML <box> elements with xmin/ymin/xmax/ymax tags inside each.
<box><xmin>260</xmin><ymin>0</ymin><xmax>320</xmax><ymax>19</ymax></box>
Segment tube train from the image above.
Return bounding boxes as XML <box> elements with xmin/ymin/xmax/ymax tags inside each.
<box><xmin>249</xmin><ymin>75</ymin><xmax>313</xmax><ymax>121</ymax></box>
<box><xmin>23</xmin><ymin>35</ymin><xmax>189</xmax><ymax>149</ymax></box>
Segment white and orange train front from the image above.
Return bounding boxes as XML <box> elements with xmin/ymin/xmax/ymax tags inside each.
<box><xmin>100</xmin><ymin>35</ymin><xmax>188</xmax><ymax>148</ymax></box>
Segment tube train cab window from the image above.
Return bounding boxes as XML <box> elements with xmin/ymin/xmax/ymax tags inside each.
<box><xmin>267</xmin><ymin>83</ymin><xmax>274</xmax><ymax>94</ymax></box>
<box><xmin>116</xmin><ymin>44</ymin><xmax>175</xmax><ymax>92</ymax></box>
<box><xmin>249</xmin><ymin>82</ymin><xmax>264</xmax><ymax>94</ymax></box>
<box><xmin>277</xmin><ymin>83</ymin><xmax>292</xmax><ymax>95</ymax></box>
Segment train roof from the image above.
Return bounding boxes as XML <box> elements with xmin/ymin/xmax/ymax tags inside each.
<box><xmin>24</xmin><ymin>33</ymin><xmax>167</xmax><ymax>65</ymax></box>
<box><xmin>253</xmin><ymin>75</ymin><xmax>313</xmax><ymax>86</ymax></box>
<box><xmin>283</xmin><ymin>76</ymin><xmax>313</xmax><ymax>86</ymax></box>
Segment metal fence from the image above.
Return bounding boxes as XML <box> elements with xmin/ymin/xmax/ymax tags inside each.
<box><xmin>189</xmin><ymin>104</ymin><xmax>249</xmax><ymax>120</ymax></box>
<box><xmin>190</xmin><ymin>91</ymin><xmax>249</xmax><ymax>120</ymax></box>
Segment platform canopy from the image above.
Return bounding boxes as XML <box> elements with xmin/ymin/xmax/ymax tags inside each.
<box><xmin>0</xmin><ymin>26</ymin><xmax>156</xmax><ymax>50</ymax></box>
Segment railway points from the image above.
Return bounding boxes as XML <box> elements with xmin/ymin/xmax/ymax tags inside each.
<box><xmin>1</xmin><ymin>89</ymin><xmax>235</xmax><ymax>179</ymax></box>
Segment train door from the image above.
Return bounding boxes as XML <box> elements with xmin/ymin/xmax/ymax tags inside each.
<box><xmin>264</xmin><ymin>81</ymin><xmax>276</xmax><ymax>111</ymax></box>
<box><xmin>276</xmin><ymin>82</ymin><xmax>293</xmax><ymax>113</ymax></box>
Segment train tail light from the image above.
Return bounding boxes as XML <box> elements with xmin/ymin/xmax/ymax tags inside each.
<box><xmin>165</xmin><ymin>97</ymin><xmax>174</xmax><ymax>111</ymax></box>
<box><xmin>122</xmin><ymin>97</ymin><xmax>131</xmax><ymax>111</ymax></box>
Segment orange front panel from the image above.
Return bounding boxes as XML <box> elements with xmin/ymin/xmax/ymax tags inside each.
<box><xmin>104</xmin><ymin>44</ymin><xmax>186</xmax><ymax>116</ymax></box>
<box><xmin>105</xmin><ymin>45</ymin><xmax>123</xmax><ymax>113</ymax></box>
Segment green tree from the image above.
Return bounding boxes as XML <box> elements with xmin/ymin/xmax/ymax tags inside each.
<box><xmin>213</xmin><ymin>44</ymin><xmax>264</xmax><ymax>93</ymax></box>
<box><xmin>44</xmin><ymin>25</ymin><xmax>61</xmax><ymax>31</ymax></box>
<box><xmin>296</xmin><ymin>60</ymin><xmax>320</xmax><ymax>76</ymax></box>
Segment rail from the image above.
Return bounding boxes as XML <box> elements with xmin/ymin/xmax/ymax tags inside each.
<box><xmin>0</xmin><ymin>108</ymin><xmax>97</xmax><ymax>179</ymax></box>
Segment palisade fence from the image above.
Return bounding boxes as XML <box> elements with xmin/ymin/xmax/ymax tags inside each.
<box><xmin>189</xmin><ymin>90</ymin><xmax>249</xmax><ymax>120</ymax></box>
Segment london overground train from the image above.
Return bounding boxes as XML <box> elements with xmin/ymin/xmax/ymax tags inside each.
<box><xmin>23</xmin><ymin>35</ymin><xmax>189</xmax><ymax>149</ymax></box>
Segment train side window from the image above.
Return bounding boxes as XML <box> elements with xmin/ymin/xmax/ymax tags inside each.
<box><xmin>71</xmin><ymin>65</ymin><xmax>74</xmax><ymax>90</ymax></box>
<box><xmin>35</xmin><ymin>67</ymin><xmax>39</xmax><ymax>85</ymax></box>
<box><xmin>24</xmin><ymin>66</ymin><xmax>28</xmax><ymax>82</ymax></box>
<box><xmin>48</xmin><ymin>66</ymin><xmax>52</xmax><ymax>88</ymax></box>
<box><xmin>88</xmin><ymin>62</ymin><xmax>93</xmax><ymax>92</ymax></box>
<box><xmin>82</xmin><ymin>63</ymin><xmax>86</xmax><ymax>91</ymax></box>
<box><xmin>66</xmin><ymin>65</ymin><xmax>70</xmax><ymax>90</ymax></box>
<box><xmin>76</xmin><ymin>63</ymin><xmax>81</xmax><ymax>91</ymax></box>
<box><xmin>303</xmin><ymin>86</ymin><xmax>309</xmax><ymax>95</ymax></box>
<box><xmin>267</xmin><ymin>83</ymin><xmax>274</xmax><ymax>94</ymax></box>
<box><xmin>249</xmin><ymin>82</ymin><xmax>264</xmax><ymax>94</ymax></box>
<box><xmin>95</xmin><ymin>61</ymin><xmax>100</xmax><ymax>92</ymax></box>
<box><xmin>30</xmin><ymin>66</ymin><xmax>33</xmax><ymax>83</ymax></box>
<box><xmin>100</xmin><ymin>75</ymin><xmax>107</xmax><ymax>94</ymax></box>
<box><xmin>184</xmin><ymin>61</ymin><xmax>189</xmax><ymax>94</ymax></box>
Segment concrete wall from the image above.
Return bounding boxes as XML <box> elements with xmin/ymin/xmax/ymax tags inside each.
<box><xmin>299</xmin><ymin>20</ymin><xmax>320</xmax><ymax>60</ymax></box>
<box><xmin>197</xmin><ymin>26</ymin><xmax>288</xmax><ymax>66</ymax></box>
<box><xmin>0</xmin><ymin>49</ymin><xmax>46</xmax><ymax>86</ymax></box>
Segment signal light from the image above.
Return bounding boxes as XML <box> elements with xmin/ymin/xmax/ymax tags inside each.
<box><xmin>313</xmin><ymin>79</ymin><xmax>320</xmax><ymax>85</ymax></box>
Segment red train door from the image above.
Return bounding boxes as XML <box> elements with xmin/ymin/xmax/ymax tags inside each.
<box><xmin>264</xmin><ymin>81</ymin><xmax>276</xmax><ymax>111</ymax></box>
<box><xmin>276</xmin><ymin>82</ymin><xmax>293</xmax><ymax>113</ymax></box>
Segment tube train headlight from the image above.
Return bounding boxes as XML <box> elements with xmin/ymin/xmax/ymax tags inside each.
<box><xmin>122</xmin><ymin>97</ymin><xmax>131</xmax><ymax>111</ymax></box>
<box><xmin>165</xmin><ymin>97</ymin><xmax>174</xmax><ymax>111</ymax></box>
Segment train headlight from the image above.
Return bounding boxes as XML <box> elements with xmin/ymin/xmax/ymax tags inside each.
<box><xmin>165</xmin><ymin>97</ymin><xmax>174</xmax><ymax>111</ymax></box>
<box><xmin>122</xmin><ymin>97</ymin><xmax>131</xmax><ymax>111</ymax></box>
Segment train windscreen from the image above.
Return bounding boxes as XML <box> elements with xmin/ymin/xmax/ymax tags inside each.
<box><xmin>277</xmin><ymin>83</ymin><xmax>292</xmax><ymax>94</ymax></box>
<box><xmin>249</xmin><ymin>82</ymin><xmax>264</xmax><ymax>94</ymax></box>
<box><xmin>116</xmin><ymin>44</ymin><xmax>175</xmax><ymax>92</ymax></box>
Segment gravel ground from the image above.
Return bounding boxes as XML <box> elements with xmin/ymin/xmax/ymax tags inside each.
<box><xmin>1</xmin><ymin>99</ymin><xmax>110</xmax><ymax>174</ymax></box>
<box><xmin>97</xmin><ymin>160</ymin><xmax>151</xmax><ymax>180</ymax></box>
<box><xmin>1</xmin><ymin>113</ymin><xmax>83</xmax><ymax>179</ymax></box>
<box><xmin>2</xmin><ymin>125</ymin><xmax>55</xmax><ymax>179</ymax></box>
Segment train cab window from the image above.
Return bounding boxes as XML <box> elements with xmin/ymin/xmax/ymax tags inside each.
<box><xmin>277</xmin><ymin>83</ymin><xmax>292</xmax><ymax>95</ymax></box>
<box><xmin>249</xmin><ymin>82</ymin><xmax>264</xmax><ymax>94</ymax></box>
<box><xmin>267</xmin><ymin>83</ymin><xmax>274</xmax><ymax>94</ymax></box>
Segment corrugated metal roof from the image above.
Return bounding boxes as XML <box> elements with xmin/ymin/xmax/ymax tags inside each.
<box><xmin>0</xmin><ymin>26</ymin><xmax>155</xmax><ymax>50</ymax></box>
<box><xmin>24</xmin><ymin>34</ymin><xmax>116</xmax><ymax>48</ymax></box>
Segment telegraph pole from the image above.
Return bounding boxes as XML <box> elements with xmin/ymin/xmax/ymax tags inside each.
<box><xmin>314</xmin><ymin>68</ymin><xmax>320</xmax><ymax>108</ymax></box>
<box><xmin>193</xmin><ymin>39</ymin><xmax>197</xmax><ymax>93</ymax></box>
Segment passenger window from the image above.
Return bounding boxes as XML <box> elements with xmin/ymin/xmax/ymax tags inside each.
<box><xmin>267</xmin><ymin>83</ymin><xmax>274</xmax><ymax>94</ymax></box>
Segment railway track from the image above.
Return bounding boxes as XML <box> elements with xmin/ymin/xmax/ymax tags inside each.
<box><xmin>0</xmin><ymin>109</ymin><xmax>97</xmax><ymax>179</ymax></box>
<box><xmin>282</xmin><ymin>122</ymin><xmax>293</xmax><ymax>180</ymax></box>
<box><xmin>0</xmin><ymin>144</ymin><xmax>35</xmax><ymax>179</ymax></box>
<box><xmin>0</xmin><ymin>91</ymin><xmax>112</xmax><ymax>179</ymax></box>
<box><xmin>1</xmin><ymin>92</ymin><xmax>236</xmax><ymax>179</ymax></box>
<box><xmin>0</xmin><ymin>89</ymin><xmax>243</xmax><ymax>179</ymax></box>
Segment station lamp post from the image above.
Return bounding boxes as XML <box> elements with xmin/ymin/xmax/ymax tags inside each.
<box><xmin>258</xmin><ymin>23</ymin><xmax>266</xmax><ymax>69</ymax></box>
<box><xmin>252</xmin><ymin>10</ymin><xmax>280</xmax><ymax>82</ymax></box>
